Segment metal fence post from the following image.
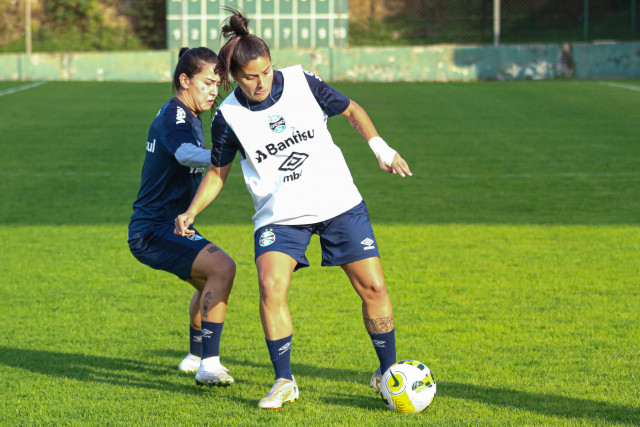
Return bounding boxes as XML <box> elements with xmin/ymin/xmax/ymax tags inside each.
<box><xmin>25</xmin><ymin>0</ymin><xmax>32</xmax><ymax>55</ymax></box>
<box><xmin>583</xmin><ymin>0</ymin><xmax>589</xmax><ymax>40</ymax></box>
<box><xmin>493</xmin><ymin>0</ymin><xmax>501</xmax><ymax>46</ymax></box>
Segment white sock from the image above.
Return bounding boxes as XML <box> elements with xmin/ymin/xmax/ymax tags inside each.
<box><xmin>200</xmin><ymin>356</ymin><xmax>222</xmax><ymax>371</ymax></box>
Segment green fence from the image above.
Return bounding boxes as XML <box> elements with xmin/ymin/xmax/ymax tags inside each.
<box><xmin>349</xmin><ymin>0</ymin><xmax>640</xmax><ymax>46</ymax></box>
<box><xmin>166</xmin><ymin>0</ymin><xmax>349</xmax><ymax>49</ymax></box>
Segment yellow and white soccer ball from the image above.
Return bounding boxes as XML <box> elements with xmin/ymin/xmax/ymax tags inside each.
<box><xmin>380</xmin><ymin>360</ymin><xmax>436</xmax><ymax>413</ymax></box>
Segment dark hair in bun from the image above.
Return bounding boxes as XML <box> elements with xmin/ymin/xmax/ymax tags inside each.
<box><xmin>216</xmin><ymin>7</ymin><xmax>271</xmax><ymax>89</ymax></box>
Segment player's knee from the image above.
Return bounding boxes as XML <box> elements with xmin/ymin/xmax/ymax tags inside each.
<box><xmin>218</xmin><ymin>256</ymin><xmax>236</xmax><ymax>284</ymax></box>
<box><xmin>360</xmin><ymin>279</ymin><xmax>388</xmax><ymax>301</ymax></box>
<box><xmin>258</xmin><ymin>275</ymin><xmax>287</xmax><ymax>303</ymax></box>
<box><xmin>205</xmin><ymin>254</ymin><xmax>236</xmax><ymax>286</ymax></box>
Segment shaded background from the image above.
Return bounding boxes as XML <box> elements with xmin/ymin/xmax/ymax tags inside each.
<box><xmin>0</xmin><ymin>0</ymin><xmax>638</xmax><ymax>53</ymax></box>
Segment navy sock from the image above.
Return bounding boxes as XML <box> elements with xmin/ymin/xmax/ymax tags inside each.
<box><xmin>266</xmin><ymin>335</ymin><xmax>293</xmax><ymax>380</ymax></box>
<box><xmin>189</xmin><ymin>326</ymin><xmax>202</xmax><ymax>357</ymax></box>
<box><xmin>369</xmin><ymin>329</ymin><xmax>396</xmax><ymax>374</ymax></box>
<box><xmin>201</xmin><ymin>321</ymin><xmax>224</xmax><ymax>359</ymax></box>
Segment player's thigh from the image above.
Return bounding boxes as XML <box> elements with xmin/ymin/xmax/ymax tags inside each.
<box><xmin>128</xmin><ymin>223</ymin><xmax>211</xmax><ymax>281</ymax></box>
<box><xmin>341</xmin><ymin>256</ymin><xmax>387</xmax><ymax>296</ymax></box>
<box><xmin>256</xmin><ymin>251</ymin><xmax>298</xmax><ymax>298</ymax></box>
<box><xmin>190</xmin><ymin>243</ymin><xmax>236</xmax><ymax>285</ymax></box>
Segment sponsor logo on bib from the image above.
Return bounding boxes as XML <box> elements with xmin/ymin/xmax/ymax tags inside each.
<box><xmin>254</xmin><ymin>128</ymin><xmax>315</xmax><ymax>164</ymax></box>
<box><xmin>279</xmin><ymin>152</ymin><xmax>308</xmax><ymax>171</ymax></box>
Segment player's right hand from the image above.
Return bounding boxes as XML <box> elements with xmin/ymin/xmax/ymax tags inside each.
<box><xmin>174</xmin><ymin>213</ymin><xmax>196</xmax><ymax>236</ymax></box>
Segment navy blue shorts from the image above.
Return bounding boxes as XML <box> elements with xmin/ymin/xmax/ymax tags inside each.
<box><xmin>128</xmin><ymin>223</ymin><xmax>211</xmax><ymax>280</ymax></box>
<box><xmin>254</xmin><ymin>200</ymin><xmax>380</xmax><ymax>271</ymax></box>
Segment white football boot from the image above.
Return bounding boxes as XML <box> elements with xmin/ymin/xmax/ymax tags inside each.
<box><xmin>195</xmin><ymin>364</ymin><xmax>234</xmax><ymax>387</ymax></box>
<box><xmin>258</xmin><ymin>376</ymin><xmax>299</xmax><ymax>409</ymax></box>
<box><xmin>370</xmin><ymin>368</ymin><xmax>382</xmax><ymax>393</ymax></box>
<box><xmin>178</xmin><ymin>354</ymin><xmax>201</xmax><ymax>373</ymax></box>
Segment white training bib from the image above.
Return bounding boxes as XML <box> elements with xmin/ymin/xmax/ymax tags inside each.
<box><xmin>220</xmin><ymin>65</ymin><xmax>362</xmax><ymax>230</ymax></box>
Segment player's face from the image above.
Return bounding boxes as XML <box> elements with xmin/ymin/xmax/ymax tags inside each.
<box><xmin>234</xmin><ymin>56</ymin><xmax>274</xmax><ymax>103</ymax></box>
<box><xmin>182</xmin><ymin>63</ymin><xmax>220</xmax><ymax>115</ymax></box>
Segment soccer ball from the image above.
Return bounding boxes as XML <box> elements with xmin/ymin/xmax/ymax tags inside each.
<box><xmin>380</xmin><ymin>360</ymin><xmax>436</xmax><ymax>413</ymax></box>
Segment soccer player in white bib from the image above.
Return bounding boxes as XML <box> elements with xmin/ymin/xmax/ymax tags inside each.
<box><xmin>128</xmin><ymin>47</ymin><xmax>236</xmax><ymax>387</ymax></box>
<box><xmin>175</xmin><ymin>9</ymin><xmax>413</xmax><ymax>409</ymax></box>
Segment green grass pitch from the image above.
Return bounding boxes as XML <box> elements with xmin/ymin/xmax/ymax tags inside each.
<box><xmin>0</xmin><ymin>78</ymin><xmax>639</xmax><ymax>425</ymax></box>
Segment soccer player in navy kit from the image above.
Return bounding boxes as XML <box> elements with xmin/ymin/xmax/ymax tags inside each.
<box><xmin>175</xmin><ymin>9</ymin><xmax>412</xmax><ymax>409</ymax></box>
<box><xmin>128</xmin><ymin>47</ymin><xmax>236</xmax><ymax>386</ymax></box>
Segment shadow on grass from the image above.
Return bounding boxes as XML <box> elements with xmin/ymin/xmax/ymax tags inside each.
<box><xmin>2</xmin><ymin>346</ymin><xmax>638</xmax><ymax>423</ymax></box>
<box><xmin>0</xmin><ymin>346</ymin><xmax>219</xmax><ymax>397</ymax></box>
<box><xmin>440</xmin><ymin>381</ymin><xmax>639</xmax><ymax>425</ymax></box>
<box><xmin>224</xmin><ymin>354</ymin><xmax>639</xmax><ymax>424</ymax></box>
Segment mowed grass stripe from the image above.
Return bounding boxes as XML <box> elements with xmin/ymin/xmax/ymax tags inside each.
<box><xmin>3</xmin><ymin>79</ymin><xmax>639</xmax><ymax>226</ymax></box>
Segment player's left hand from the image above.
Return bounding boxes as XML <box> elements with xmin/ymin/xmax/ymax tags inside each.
<box><xmin>378</xmin><ymin>152</ymin><xmax>412</xmax><ymax>177</ymax></box>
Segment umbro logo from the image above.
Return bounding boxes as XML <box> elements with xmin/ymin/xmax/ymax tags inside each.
<box><xmin>361</xmin><ymin>238</ymin><xmax>375</xmax><ymax>250</ymax></box>
<box><xmin>278</xmin><ymin>342</ymin><xmax>291</xmax><ymax>355</ymax></box>
<box><xmin>279</xmin><ymin>152</ymin><xmax>308</xmax><ymax>171</ymax></box>
<box><xmin>202</xmin><ymin>329</ymin><xmax>213</xmax><ymax>337</ymax></box>
<box><xmin>372</xmin><ymin>340</ymin><xmax>386</xmax><ymax>348</ymax></box>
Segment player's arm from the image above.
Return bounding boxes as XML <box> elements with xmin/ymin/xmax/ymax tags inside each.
<box><xmin>174</xmin><ymin>143</ymin><xmax>210</xmax><ymax>168</ymax></box>
<box><xmin>165</xmin><ymin>101</ymin><xmax>210</xmax><ymax>168</ymax></box>
<box><xmin>174</xmin><ymin>162</ymin><xmax>232</xmax><ymax>236</ymax></box>
<box><xmin>340</xmin><ymin>100</ymin><xmax>412</xmax><ymax>177</ymax></box>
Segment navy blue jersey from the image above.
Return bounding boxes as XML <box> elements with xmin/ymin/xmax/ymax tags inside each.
<box><xmin>211</xmin><ymin>69</ymin><xmax>350</xmax><ymax>167</ymax></box>
<box><xmin>129</xmin><ymin>97</ymin><xmax>207</xmax><ymax>239</ymax></box>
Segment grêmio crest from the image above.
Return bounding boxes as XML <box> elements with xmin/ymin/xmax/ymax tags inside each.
<box><xmin>268</xmin><ymin>115</ymin><xmax>286</xmax><ymax>133</ymax></box>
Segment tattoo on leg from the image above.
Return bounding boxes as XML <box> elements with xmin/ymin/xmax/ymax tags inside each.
<box><xmin>203</xmin><ymin>291</ymin><xmax>213</xmax><ymax>313</ymax></box>
<box><xmin>364</xmin><ymin>314</ymin><xmax>394</xmax><ymax>334</ymax></box>
<box><xmin>207</xmin><ymin>245</ymin><xmax>220</xmax><ymax>254</ymax></box>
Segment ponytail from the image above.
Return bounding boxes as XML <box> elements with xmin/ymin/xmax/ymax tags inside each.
<box><xmin>217</xmin><ymin>7</ymin><xmax>271</xmax><ymax>90</ymax></box>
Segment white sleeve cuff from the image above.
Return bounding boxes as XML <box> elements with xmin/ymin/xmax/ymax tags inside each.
<box><xmin>175</xmin><ymin>143</ymin><xmax>211</xmax><ymax>168</ymax></box>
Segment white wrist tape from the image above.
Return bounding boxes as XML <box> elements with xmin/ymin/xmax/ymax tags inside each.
<box><xmin>368</xmin><ymin>136</ymin><xmax>397</xmax><ymax>167</ymax></box>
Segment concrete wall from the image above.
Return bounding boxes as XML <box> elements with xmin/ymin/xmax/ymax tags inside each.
<box><xmin>572</xmin><ymin>43</ymin><xmax>640</xmax><ymax>79</ymax></box>
<box><xmin>1</xmin><ymin>42</ymin><xmax>639</xmax><ymax>82</ymax></box>
<box><xmin>0</xmin><ymin>51</ymin><xmax>175</xmax><ymax>82</ymax></box>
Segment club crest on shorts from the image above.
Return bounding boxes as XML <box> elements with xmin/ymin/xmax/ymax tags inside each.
<box><xmin>259</xmin><ymin>229</ymin><xmax>276</xmax><ymax>247</ymax></box>
<box><xmin>187</xmin><ymin>233</ymin><xmax>204</xmax><ymax>241</ymax></box>
<box><xmin>268</xmin><ymin>115</ymin><xmax>286</xmax><ymax>133</ymax></box>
